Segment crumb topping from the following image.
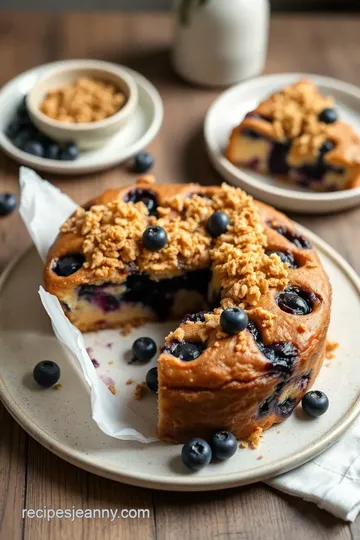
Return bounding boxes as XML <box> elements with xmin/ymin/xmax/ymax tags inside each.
<box><xmin>61</xmin><ymin>183</ymin><xmax>288</xmax><ymax>312</ymax></box>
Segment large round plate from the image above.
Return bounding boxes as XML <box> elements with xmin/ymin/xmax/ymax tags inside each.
<box><xmin>204</xmin><ymin>73</ymin><xmax>360</xmax><ymax>213</ymax></box>
<box><xmin>0</xmin><ymin>229</ymin><xmax>359</xmax><ymax>491</ymax></box>
<box><xmin>0</xmin><ymin>60</ymin><xmax>163</xmax><ymax>175</ymax></box>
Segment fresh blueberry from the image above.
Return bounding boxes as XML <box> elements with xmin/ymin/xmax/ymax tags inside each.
<box><xmin>133</xmin><ymin>151</ymin><xmax>154</xmax><ymax>173</ymax></box>
<box><xmin>302</xmin><ymin>390</ymin><xmax>329</xmax><ymax>417</ymax></box>
<box><xmin>124</xmin><ymin>188</ymin><xmax>158</xmax><ymax>215</ymax></box>
<box><xmin>265</xmin><ymin>250</ymin><xmax>298</xmax><ymax>269</ymax></box>
<box><xmin>12</xmin><ymin>129</ymin><xmax>33</xmax><ymax>150</ymax></box>
<box><xmin>276</xmin><ymin>286</ymin><xmax>314</xmax><ymax>315</ymax></box>
<box><xmin>146</xmin><ymin>367</ymin><xmax>158</xmax><ymax>392</ymax></box>
<box><xmin>181</xmin><ymin>438</ymin><xmax>212</xmax><ymax>470</ymax></box>
<box><xmin>5</xmin><ymin>120</ymin><xmax>22</xmax><ymax>140</ymax></box>
<box><xmin>23</xmin><ymin>140</ymin><xmax>45</xmax><ymax>158</ymax></box>
<box><xmin>0</xmin><ymin>193</ymin><xmax>17</xmax><ymax>217</ymax></box>
<box><xmin>60</xmin><ymin>143</ymin><xmax>79</xmax><ymax>161</ymax></box>
<box><xmin>172</xmin><ymin>341</ymin><xmax>205</xmax><ymax>362</ymax></box>
<box><xmin>53</xmin><ymin>254</ymin><xmax>85</xmax><ymax>277</ymax></box>
<box><xmin>142</xmin><ymin>226</ymin><xmax>167</xmax><ymax>251</ymax></box>
<box><xmin>206</xmin><ymin>211</ymin><xmax>230</xmax><ymax>238</ymax></box>
<box><xmin>132</xmin><ymin>337</ymin><xmax>157</xmax><ymax>363</ymax></box>
<box><xmin>210</xmin><ymin>431</ymin><xmax>237</xmax><ymax>461</ymax></box>
<box><xmin>220</xmin><ymin>307</ymin><xmax>248</xmax><ymax>335</ymax></box>
<box><xmin>45</xmin><ymin>143</ymin><xmax>61</xmax><ymax>160</ymax></box>
<box><xmin>33</xmin><ymin>361</ymin><xmax>61</xmax><ymax>388</ymax></box>
<box><xmin>318</xmin><ymin>108</ymin><xmax>338</xmax><ymax>124</ymax></box>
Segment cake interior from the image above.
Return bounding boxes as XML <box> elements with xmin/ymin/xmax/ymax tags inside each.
<box><xmin>60</xmin><ymin>268</ymin><xmax>215</xmax><ymax>331</ymax></box>
<box><xmin>231</xmin><ymin>129</ymin><xmax>352</xmax><ymax>191</ymax></box>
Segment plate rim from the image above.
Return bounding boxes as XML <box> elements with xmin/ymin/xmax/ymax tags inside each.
<box><xmin>0</xmin><ymin>229</ymin><xmax>360</xmax><ymax>491</ymax></box>
<box><xmin>204</xmin><ymin>72</ymin><xmax>360</xmax><ymax>205</ymax></box>
<box><xmin>0</xmin><ymin>59</ymin><xmax>164</xmax><ymax>175</ymax></box>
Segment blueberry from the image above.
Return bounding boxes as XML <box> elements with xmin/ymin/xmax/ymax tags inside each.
<box><xmin>133</xmin><ymin>151</ymin><xmax>154</xmax><ymax>173</ymax></box>
<box><xmin>220</xmin><ymin>307</ymin><xmax>248</xmax><ymax>335</ymax></box>
<box><xmin>132</xmin><ymin>337</ymin><xmax>157</xmax><ymax>363</ymax></box>
<box><xmin>181</xmin><ymin>438</ymin><xmax>212</xmax><ymax>470</ymax></box>
<box><xmin>277</xmin><ymin>286</ymin><xmax>314</xmax><ymax>315</ymax></box>
<box><xmin>60</xmin><ymin>143</ymin><xmax>79</xmax><ymax>161</ymax></box>
<box><xmin>33</xmin><ymin>361</ymin><xmax>61</xmax><ymax>388</ymax></box>
<box><xmin>94</xmin><ymin>293</ymin><xmax>119</xmax><ymax>313</ymax></box>
<box><xmin>146</xmin><ymin>367</ymin><xmax>158</xmax><ymax>392</ymax></box>
<box><xmin>5</xmin><ymin>121</ymin><xmax>22</xmax><ymax>140</ymax></box>
<box><xmin>53</xmin><ymin>254</ymin><xmax>85</xmax><ymax>277</ymax></box>
<box><xmin>268</xmin><ymin>141</ymin><xmax>290</xmax><ymax>175</ymax></box>
<box><xmin>124</xmin><ymin>188</ymin><xmax>158</xmax><ymax>216</ymax></box>
<box><xmin>0</xmin><ymin>193</ymin><xmax>17</xmax><ymax>217</ymax></box>
<box><xmin>172</xmin><ymin>341</ymin><xmax>205</xmax><ymax>362</ymax></box>
<box><xmin>13</xmin><ymin>129</ymin><xmax>33</xmax><ymax>150</ymax></box>
<box><xmin>17</xmin><ymin>95</ymin><xmax>28</xmax><ymax>117</ymax></box>
<box><xmin>277</xmin><ymin>397</ymin><xmax>296</xmax><ymax>417</ymax></box>
<box><xmin>265</xmin><ymin>250</ymin><xmax>298</xmax><ymax>269</ymax></box>
<box><xmin>45</xmin><ymin>143</ymin><xmax>61</xmax><ymax>160</ymax></box>
<box><xmin>23</xmin><ymin>140</ymin><xmax>45</xmax><ymax>158</ymax></box>
<box><xmin>264</xmin><ymin>342</ymin><xmax>298</xmax><ymax>374</ymax></box>
<box><xmin>210</xmin><ymin>431</ymin><xmax>237</xmax><ymax>461</ymax></box>
<box><xmin>206</xmin><ymin>211</ymin><xmax>230</xmax><ymax>238</ymax></box>
<box><xmin>302</xmin><ymin>390</ymin><xmax>329</xmax><ymax>417</ymax></box>
<box><xmin>318</xmin><ymin>140</ymin><xmax>335</xmax><ymax>157</ymax></box>
<box><xmin>183</xmin><ymin>311</ymin><xmax>206</xmax><ymax>323</ymax></box>
<box><xmin>142</xmin><ymin>226</ymin><xmax>167</xmax><ymax>251</ymax></box>
<box><xmin>318</xmin><ymin>108</ymin><xmax>338</xmax><ymax>124</ymax></box>
<box><xmin>272</xmin><ymin>225</ymin><xmax>312</xmax><ymax>249</ymax></box>
<box><xmin>242</xmin><ymin>128</ymin><xmax>262</xmax><ymax>139</ymax></box>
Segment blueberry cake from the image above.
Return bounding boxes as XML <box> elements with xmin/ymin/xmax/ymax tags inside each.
<box><xmin>44</xmin><ymin>177</ymin><xmax>331</xmax><ymax>443</ymax></box>
<box><xmin>226</xmin><ymin>79</ymin><xmax>360</xmax><ymax>191</ymax></box>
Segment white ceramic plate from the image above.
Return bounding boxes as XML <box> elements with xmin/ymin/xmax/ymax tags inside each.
<box><xmin>0</xmin><ymin>229</ymin><xmax>359</xmax><ymax>491</ymax></box>
<box><xmin>204</xmin><ymin>73</ymin><xmax>360</xmax><ymax>214</ymax></box>
<box><xmin>0</xmin><ymin>60</ymin><xmax>163</xmax><ymax>175</ymax></box>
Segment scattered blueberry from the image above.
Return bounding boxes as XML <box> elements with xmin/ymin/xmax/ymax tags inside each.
<box><xmin>13</xmin><ymin>129</ymin><xmax>33</xmax><ymax>150</ymax></box>
<box><xmin>276</xmin><ymin>286</ymin><xmax>314</xmax><ymax>315</ymax></box>
<box><xmin>53</xmin><ymin>254</ymin><xmax>85</xmax><ymax>277</ymax></box>
<box><xmin>318</xmin><ymin>108</ymin><xmax>338</xmax><ymax>124</ymax></box>
<box><xmin>181</xmin><ymin>438</ymin><xmax>212</xmax><ymax>470</ymax></box>
<box><xmin>302</xmin><ymin>390</ymin><xmax>329</xmax><ymax>417</ymax></box>
<box><xmin>132</xmin><ymin>337</ymin><xmax>157</xmax><ymax>363</ymax></box>
<box><xmin>210</xmin><ymin>431</ymin><xmax>237</xmax><ymax>461</ymax></box>
<box><xmin>5</xmin><ymin>120</ymin><xmax>22</xmax><ymax>140</ymax></box>
<box><xmin>60</xmin><ymin>143</ymin><xmax>79</xmax><ymax>161</ymax></box>
<box><xmin>171</xmin><ymin>341</ymin><xmax>205</xmax><ymax>362</ymax></box>
<box><xmin>265</xmin><ymin>250</ymin><xmax>298</xmax><ymax>269</ymax></box>
<box><xmin>206</xmin><ymin>211</ymin><xmax>230</xmax><ymax>238</ymax></box>
<box><xmin>146</xmin><ymin>367</ymin><xmax>158</xmax><ymax>392</ymax></box>
<box><xmin>23</xmin><ymin>140</ymin><xmax>45</xmax><ymax>158</ymax></box>
<box><xmin>220</xmin><ymin>307</ymin><xmax>248</xmax><ymax>335</ymax></box>
<box><xmin>45</xmin><ymin>143</ymin><xmax>61</xmax><ymax>160</ymax></box>
<box><xmin>33</xmin><ymin>361</ymin><xmax>61</xmax><ymax>388</ymax></box>
<box><xmin>133</xmin><ymin>151</ymin><xmax>154</xmax><ymax>173</ymax></box>
<box><xmin>124</xmin><ymin>188</ymin><xmax>158</xmax><ymax>215</ymax></box>
<box><xmin>0</xmin><ymin>193</ymin><xmax>17</xmax><ymax>217</ymax></box>
<box><xmin>142</xmin><ymin>225</ymin><xmax>167</xmax><ymax>251</ymax></box>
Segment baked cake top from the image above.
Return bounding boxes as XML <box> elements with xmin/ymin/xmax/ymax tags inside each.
<box><xmin>236</xmin><ymin>79</ymin><xmax>360</xmax><ymax>167</ymax></box>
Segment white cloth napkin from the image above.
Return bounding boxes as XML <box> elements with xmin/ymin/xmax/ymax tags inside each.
<box><xmin>19</xmin><ymin>168</ymin><xmax>360</xmax><ymax>522</ymax></box>
<box><xmin>267</xmin><ymin>418</ymin><xmax>360</xmax><ymax>521</ymax></box>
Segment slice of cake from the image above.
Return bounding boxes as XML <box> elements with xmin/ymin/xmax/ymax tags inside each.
<box><xmin>226</xmin><ymin>79</ymin><xmax>360</xmax><ymax>191</ymax></box>
<box><xmin>44</xmin><ymin>177</ymin><xmax>331</xmax><ymax>443</ymax></box>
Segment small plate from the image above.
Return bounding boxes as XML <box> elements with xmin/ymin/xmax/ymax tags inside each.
<box><xmin>0</xmin><ymin>60</ymin><xmax>163</xmax><ymax>175</ymax></box>
<box><xmin>0</xmin><ymin>227</ymin><xmax>359</xmax><ymax>490</ymax></box>
<box><xmin>204</xmin><ymin>73</ymin><xmax>360</xmax><ymax>214</ymax></box>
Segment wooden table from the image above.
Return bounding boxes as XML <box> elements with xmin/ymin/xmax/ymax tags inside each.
<box><xmin>0</xmin><ymin>11</ymin><xmax>359</xmax><ymax>540</ymax></box>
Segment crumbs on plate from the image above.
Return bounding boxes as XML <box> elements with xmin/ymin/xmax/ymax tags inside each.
<box><xmin>326</xmin><ymin>340</ymin><xmax>339</xmax><ymax>360</ymax></box>
<box><xmin>134</xmin><ymin>382</ymin><xmax>147</xmax><ymax>400</ymax></box>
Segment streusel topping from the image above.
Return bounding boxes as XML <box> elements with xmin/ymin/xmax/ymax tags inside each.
<box><xmin>61</xmin><ymin>182</ymin><xmax>288</xmax><ymax>306</ymax></box>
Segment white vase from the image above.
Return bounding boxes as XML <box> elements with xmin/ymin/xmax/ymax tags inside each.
<box><xmin>172</xmin><ymin>0</ymin><xmax>270</xmax><ymax>87</ymax></box>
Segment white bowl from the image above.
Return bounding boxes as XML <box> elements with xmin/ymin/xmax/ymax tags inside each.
<box><xmin>27</xmin><ymin>60</ymin><xmax>138</xmax><ymax>150</ymax></box>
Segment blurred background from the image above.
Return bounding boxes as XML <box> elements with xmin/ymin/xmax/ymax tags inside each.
<box><xmin>1</xmin><ymin>0</ymin><xmax>359</xmax><ymax>10</ymax></box>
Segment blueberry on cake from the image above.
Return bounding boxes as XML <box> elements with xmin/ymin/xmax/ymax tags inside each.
<box><xmin>44</xmin><ymin>176</ymin><xmax>331</xmax><ymax>443</ymax></box>
<box><xmin>226</xmin><ymin>79</ymin><xmax>360</xmax><ymax>191</ymax></box>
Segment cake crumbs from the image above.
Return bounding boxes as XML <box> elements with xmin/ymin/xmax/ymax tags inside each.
<box><xmin>326</xmin><ymin>340</ymin><xmax>339</xmax><ymax>360</ymax></box>
<box><xmin>239</xmin><ymin>440</ymin><xmax>249</xmax><ymax>449</ymax></box>
<box><xmin>108</xmin><ymin>384</ymin><xmax>116</xmax><ymax>395</ymax></box>
<box><xmin>108</xmin><ymin>360</ymin><xmax>114</xmax><ymax>365</ymax></box>
<box><xmin>126</xmin><ymin>378</ymin><xmax>134</xmax><ymax>385</ymax></box>
<box><xmin>136</xmin><ymin>174</ymin><xmax>156</xmax><ymax>185</ymax></box>
<box><xmin>121</xmin><ymin>323</ymin><xmax>133</xmax><ymax>336</ymax></box>
<box><xmin>297</xmin><ymin>323</ymin><xmax>307</xmax><ymax>334</ymax></box>
<box><xmin>257</xmin><ymin>455</ymin><xmax>263</xmax><ymax>461</ymax></box>
<box><xmin>248</xmin><ymin>427</ymin><xmax>263</xmax><ymax>449</ymax></box>
<box><xmin>134</xmin><ymin>382</ymin><xmax>148</xmax><ymax>400</ymax></box>
<box><xmin>250</xmin><ymin>307</ymin><xmax>276</xmax><ymax>328</ymax></box>
<box><xmin>53</xmin><ymin>384</ymin><xmax>62</xmax><ymax>390</ymax></box>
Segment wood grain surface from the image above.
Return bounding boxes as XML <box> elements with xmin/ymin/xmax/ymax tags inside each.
<box><xmin>0</xmin><ymin>11</ymin><xmax>359</xmax><ymax>540</ymax></box>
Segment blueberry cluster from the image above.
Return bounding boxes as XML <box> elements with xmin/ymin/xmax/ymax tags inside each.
<box><xmin>5</xmin><ymin>96</ymin><xmax>79</xmax><ymax>161</ymax></box>
<box><xmin>182</xmin><ymin>431</ymin><xmax>238</xmax><ymax>470</ymax></box>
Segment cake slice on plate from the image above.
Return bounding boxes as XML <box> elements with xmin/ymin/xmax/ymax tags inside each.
<box><xmin>225</xmin><ymin>79</ymin><xmax>360</xmax><ymax>191</ymax></box>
